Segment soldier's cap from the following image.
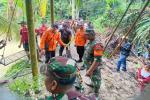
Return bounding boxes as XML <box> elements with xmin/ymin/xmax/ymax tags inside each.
<box><xmin>85</xmin><ymin>29</ymin><xmax>95</xmax><ymax>36</ymax></box>
<box><xmin>51</xmin><ymin>24</ymin><xmax>58</xmax><ymax>29</ymax></box>
<box><xmin>47</xmin><ymin>56</ymin><xmax>77</xmax><ymax>85</ymax></box>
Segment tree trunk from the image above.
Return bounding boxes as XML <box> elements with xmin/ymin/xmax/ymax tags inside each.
<box><xmin>72</xmin><ymin>0</ymin><xmax>76</xmax><ymax>20</ymax></box>
<box><xmin>50</xmin><ymin>0</ymin><xmax>54</xmax><ymax>25</ymax></box>
<box><xmin>25</xmin><ymin>0</ymin><xmax>38</xmax><ymax>77</ymax></box>
<box><xmin>7</xmin><ymin>0</ymin><xmax>15</xmax><ymax>41</ymax></box>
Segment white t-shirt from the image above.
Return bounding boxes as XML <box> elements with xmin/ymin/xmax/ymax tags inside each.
<box><xmin>141</xmin><ymin>68</ymin><xmax>150</xmax><ymax>78</ymax></box>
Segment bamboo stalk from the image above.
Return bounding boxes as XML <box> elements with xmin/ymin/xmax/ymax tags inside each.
<box><xmin>104</xmin><ymin>0</ymin><xmax>134</xmax><ymax>51</ymax></box>
<box><xmin>50</xmin><ymin>0</ymin><xmax>54</xmax><ymax>25</ymax></box>
<box><xmin>25</xmin><ymin>0</ymin><xmax>38</xmax><ymax>77</ymax></box>
<box><xmin>110</xmin><ymin>0</ymin><xmax>150</xmax><ymax>58</ymax></box>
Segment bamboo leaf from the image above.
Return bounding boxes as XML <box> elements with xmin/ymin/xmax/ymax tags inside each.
<box><xmin>39</xmin><ymin>0</ymin><xmax>48</xmax><ymax>18</ymax></box>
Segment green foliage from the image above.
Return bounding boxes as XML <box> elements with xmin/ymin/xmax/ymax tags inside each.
<box><xmin>92</xmin><ymin>17</ymin><xmax>105</xmax><ymax>33</ymax></box>
<box><xmin>4</xmin><ymin>60</ymin><xmax>30</xmax><ymax>79</ymax></box>
<box><xmin>0</xmin><ymin>0</ymin><xmax>7</xmax><ymax>16</ymax></box>
<box><xmin>6</xmin><ymin>60</ymin><xmax>44</xmax><ymax>97</ymax></box>
<box><xmin>76</xmin><ymin>0</ymin><xmax>83</xmax><ymax>9</ymax></box>
<box><xmin>8</xmin><ymin>75</ymin><xmax>44</xmax><ymax>97</ymax></box>
<box><xmin>0</xmin><ymin>15</ymin><xmax>19</xmax><ymax>40</ymax></box>
<box><xmin>120</xmin><ymin>1</ymin><xmax>150</xmax><ymax>44</ymax></box>
<box><xmin>134</xmin><ymin>16</ymin><xmax>150</xmax><ymax>43</ymax></box>
<box><xmin>0</xmin><ymin>0</ymin><xmax>20</xmax><ymax>40</ymax></box>
<box><xmin>0</xmin><ymin>0</ymin><xmax>149</xmax><ymax>44</ymax></box>
<box><xmin>9</xmin><ymin>77</ymin><xmax>31</xmax><ymax>95</ymax></box>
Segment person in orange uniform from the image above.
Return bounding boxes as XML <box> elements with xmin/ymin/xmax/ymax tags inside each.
<box><xmin>75</xmin><ymin>23</ymin><xmax>87</xmax><ymax>62</ymax></box>
<box><xmin>35</xmin><ymin>22</ymin><xmax>48</xmax><ymax>62</ymax></box>
<box><xmin>40</xmin><ymin>24</ymin><xmax>66</xmax><ymax>63</ymax></box>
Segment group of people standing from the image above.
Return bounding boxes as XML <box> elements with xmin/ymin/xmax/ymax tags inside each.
<box><xmin>18</xmin><ymin>19</ymin><xmax>104</xmax><ymax>99</ymax></box>
<box><xmin>18</xmin><ymin>18</ymin><xmax>150</xmax><ymax>99</ymax></box>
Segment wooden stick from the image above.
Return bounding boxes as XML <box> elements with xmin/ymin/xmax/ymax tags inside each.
<box><xmin>131</xmin><ymin>50</ymin><xmax>144</xmax><ymax>63</ymax></box>
<box><xmin>104</xmin><ymin>0</ymin><xmax>134</xmax><ymax>51</ymax></box>
<box><xmin>110</xmin><ymin>0</ymin><xmax>150</xmax><ymax>57</ymax></box>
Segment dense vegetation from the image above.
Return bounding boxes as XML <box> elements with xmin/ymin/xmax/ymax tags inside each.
<box><xmin>0</xmin><ymin>0</ymin><xmax>149</xmax><ymax>99</ymax></box>
<box><xmin>0</xmin><ymin>0</ymin><xmax>149</xmax><ymax>45</ymax></box>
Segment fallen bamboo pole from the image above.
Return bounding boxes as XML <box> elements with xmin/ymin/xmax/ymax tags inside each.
<box><xmin>104</xmin><ymin>0</ymin><xmax>134</xmax><ymax>51</ymax></box>
<box><xmin>110</xmin><ymin>0</ymin><xmax>150</xmax><ymax>58</ymax></box>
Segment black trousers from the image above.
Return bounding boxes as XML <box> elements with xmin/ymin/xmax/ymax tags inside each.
<box><xmin>45</xmin><ymin>51</ymin><xmax>55</xmax><ymax>63</ymax></box>
<box><xmin>76</xmin><ymin>46</ymin><xmax>85</xmax><ymax>59</ymax></box>
<box><xmin>59</xmin><ymin>46</ymin><xmax>68</xmax><ymax>56</ymax></box>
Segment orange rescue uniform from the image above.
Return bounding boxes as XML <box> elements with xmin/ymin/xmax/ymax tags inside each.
<box><xmin>40</xmin><ymin>28</ymin><xmax>64</xmax><ymax>51</ymax></box>
<box><xmin>75</xmin><ymin>29</ymin><xmax>87</xmax><ymax>46</ymax></box>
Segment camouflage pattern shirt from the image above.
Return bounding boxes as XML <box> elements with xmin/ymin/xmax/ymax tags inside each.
<box><xmin>83</xmin><ymin>40</ymin><xmax>104</xmax><ymax>68</ymax></box>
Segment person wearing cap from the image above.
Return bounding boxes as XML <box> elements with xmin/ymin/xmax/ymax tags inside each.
<box><xmin>75</xmin><ymin>23</ymin><xmax>87</xmax><ymax>62</ymax></box>
<box><xmin>59</xmin><ymin>23</ymin><xmax>72</xmax><ymax>56</ymax></box>
<box><xmin>18</xmin><ymin>21</ymin><xmax>30</xmax><ymax>59</ymax></box>
<box><xmin>40</xmin><ymin>24</ymin><xmax>66</xmax><ymax>63</ymax></box>
<box><xmin>83</xmin><ymin>29</ymin><xmax>104</xmax><ymax>98</ymax></box>
<box><xmin>116</xmin><ymin>38</ymin><xmax>132</xmax><ymax>72</ymax></box>
<box><xmin>136</xmin><ymin>62</ymin><xmax>150</xmax><ymax>91</ymax></box>
<box><xmin>35</xmin><ymin>21</ymin><xmax>48</xmax><ymax>38</ymax></box>
<box><xmin>44</xmin><ymin>56</ymin><xmax>96</xmax><ymax>100</ymax></box>
<box><xmin>35</xmin><ymin>20</ymin><xmax>48</xmax><ymax>62</ymax></box>
<box><xmin>87</xmin><ymin>22</ymin><xmax>94</xmax><ymax>29</ymax></box>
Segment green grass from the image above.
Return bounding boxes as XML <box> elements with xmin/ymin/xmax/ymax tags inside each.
<box><xmin>5</xmin><ymin>60</ymin><xmax>45</xmax><ymax>98</ymax></box>
<box><xmin>8</xmin><ymin>75</ymin><xmax>45</xmax><ymax>98</ymax></box>
<box><xmin>4</xmin><ymin>60</ymin><xmax>30</xmax><ymax>79</ymax></box>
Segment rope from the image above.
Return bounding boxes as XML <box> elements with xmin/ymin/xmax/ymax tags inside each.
<box><xmin>66</xmin><ymin>36</ymin><xmax>75</xmax><ymax>47</ymax></box>
<box><xmin>0</xmin><ymin>0</ymin><xmax>18</xmax><ymax>62</ymax></box>
<box><xmin>110</xmin><ymin>0</ymin><xmax>150</xmax><ymax>58</ymax></box>
<box><xmin>131</xmin><ymin>50</ymin><xmax>144</xmax><ymax>63</ymax></box>
<box><xmin>104</xmin><ymin>0</ymin><xmax>134</xmax><ymax>51</ymax></box>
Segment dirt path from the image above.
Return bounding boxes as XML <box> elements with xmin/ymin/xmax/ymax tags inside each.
<box><xmin>0</xmin><ymin>34</ymin><xmax>142</xmax><ymax>100</ymax></box>
<box><xmin>57</xmin><ymin>35</ymin><xmax>141</xmax><ymax>100</ymax></box>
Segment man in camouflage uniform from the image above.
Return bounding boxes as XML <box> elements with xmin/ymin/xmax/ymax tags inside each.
<box><xmin>83</xmin><ymin>29</ymin><xmax>104</xmax><ymax>98</ymax></box>
<box><xmin>43</xmin><ymin>56</ymin><xmax>96</xmax><ymax>100</ymax></box>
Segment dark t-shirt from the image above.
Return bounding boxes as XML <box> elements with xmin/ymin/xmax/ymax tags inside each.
<box><xmin>120</xmin><ymin>42</ymin><xmax>132</xmax><ymax>56</ymax></box>
<box><xmin>20</xmin><ymin>27</ymin><xmax>28</xmax><ymax>43</ymax></box>
<box><xmin>59</xmin><ymin>29</ymin><xmax>71</xmax><ymax>43</ymax></box>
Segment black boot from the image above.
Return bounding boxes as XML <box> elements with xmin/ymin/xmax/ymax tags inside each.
<box><xmin>77</xmin><ymin>58</ymin><xmax>82</xmax><ymax>63</ymax></box>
